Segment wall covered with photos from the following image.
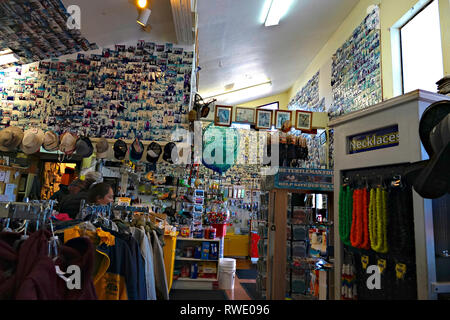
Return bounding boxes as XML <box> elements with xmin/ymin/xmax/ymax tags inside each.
<box><xmin>287</xmin><ymin>71</ymin><xmax>325</xmax><ymax>112</ymax></box>
<box><xmin>0</xmin><ymin>41</ymin><xmax>194</xmax><ymax>141</ymax></box>
<box><xmin>0</xmin><ymin>0</ymin><xmax>97</xmax><ymax>69</ymax></box>
<box><xmin>329</xmin><ymin>6</ymin><xmax>382</xmax><ymax>118</ymax></box>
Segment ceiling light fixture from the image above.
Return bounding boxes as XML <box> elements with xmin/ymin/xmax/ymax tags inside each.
<box><xmin>137</xmin><ymin>8</ymin><xmax>151</xmax><ymax>27</ymax></box>
<box><xmin>202</xmin><ymin>80</ymin><xmax>272</xmax><ymax>100</ymax></box>
<box><xmin>137</xmin><ymin>0</ymin><xmax>148</xmax><ymax>9</ymax></box>
<box><xmin>262</xmin><ymin>0</ymin><xmax>294</xmax><ymax>27</ymax></box>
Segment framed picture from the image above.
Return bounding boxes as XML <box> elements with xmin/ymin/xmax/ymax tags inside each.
<box><xmin>255</xmin><ymin>109</ymin><xmax>273</xmax><ymax>130</ymax></box>
<box><xmin>275</xmin><ymin>110</ymin><xmax>292</xmax><ymax>129</ymax></box>
<box><xmin>214</xmin><ymin>105</ymin><xmax>233</xmax><ymax>127</ymax></box>
<box><xmin>235</xmin><ymin>107</ymin><xmax>255</xmax><ymax>124</ymax></box>
<box><xmin>295</xmin><ymin>110</ymin><xmax>313</xmax><ymax>131</ymax></box>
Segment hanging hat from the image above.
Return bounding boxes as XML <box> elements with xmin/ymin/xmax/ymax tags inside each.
<box><xmin>43</xmin><ymin>131</ymin><xmax>59</xmax><ymax>152</ymax></box>
<box><xmin>21</xmin><ymin>128</ymin><xmax>45</xmax><ymax>155</ymax></box>
<box><xmin>0</xmin><ymin>126</ymin><xmax>24</xmax><ymax>152</ymax></box>
<box><xmin>129</xmin><ymin>138</ymin><xmax>144</xmax><ymax>162</ymax></box>
<box><xmin>163</xmin><ymin>142</ymin><xmax>178</xmax><ymax>164</ymax></box>
<box><xmin>146</xmin><ymin>142</ymin><xmax>162</xmax><ymax>163</ymax></box>
<box><xmin>59</xmin><ymin>132</ymin><xmax>78</xmax><ymax>155</ymax></box>
<box><xmin>201</xmin><ymin>104</ymin><xmax>211</xmax><ymax>118</ymax></box>
<box><xmin>113</xmin><ymin>139</ymin><xmax>128</xmax><ymax>160</ymax></box>
<box><xmin>419</xmin><ymin>100</ymin><xmax>450</xmax><ymax>157</ymax></box>
<box><xmin>75</xmin><ymin>137</ymin><xmax>94</xmax><ymax>158</ymax></box>
<box><xmin>96</xmin><ymin>137</ymin><xmax>109</xmax><ymax>159</ymax></box>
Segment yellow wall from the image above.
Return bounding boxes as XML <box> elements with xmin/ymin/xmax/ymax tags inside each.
<box><xmin>238</xmin><ymin>90</ymin><xmax>290</xmax><ymax>110</ymax></box>
<box><xmin>288</xmin><ymin>0</ymin><xmax>450</xmax><ymax>102</ymax></box>
<box><xmin>440</xmin><ymin>0</ymin><xmax>450</xmax><ymax>75</ymax></box>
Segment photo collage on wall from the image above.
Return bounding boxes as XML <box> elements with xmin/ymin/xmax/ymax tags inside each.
<box><xmin>329</xmin><ymin>6</ymin><xmax>382</xmax><ymax>118</ymax></box>
<box><xmin>0</xmin><ymin>0</ymin><xmax>97</xmax><ymax>69</ymax></box>
<box><xmin>287</xmin><ymin>72</ymin><xmax>329</xmax><ymax>169</ymax></box>
<box><xmin>0</xmin><ymin>40</ymin><xmax>194</xmax><ymax>141</ymax></box>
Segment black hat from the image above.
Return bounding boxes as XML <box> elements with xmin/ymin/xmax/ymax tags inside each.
<box><xmin>75</xmin><ymin>137</ymin><xmax>94</xmax><ymax>158</ymax></box>
<box><xmin>129</xmin><ymin>138</ymin><xmax>144</xmax><ymax>162</ymax></box>
<box><xmin>163</xmin><ymin>142</ymin><xmax>178</xmax><ymax>164</ymax></box>
<box><xmin>113</xmin><ymin>139</ymin><xmax>128</xmax><ymax>160</ymax></box>
<box><xmin>146</xmin><ymin>142</ymin><xmax>162</xmax><ymax>163</ymax></box>
<box><xmin>419</xmin><ymin>100</ymin><xmax>450</xmax><ymax>157</ymax></box>
<box><xmin>405</xmin><ymin>100</ymin><xmax>450</xmax><ymax>199</ymax></box>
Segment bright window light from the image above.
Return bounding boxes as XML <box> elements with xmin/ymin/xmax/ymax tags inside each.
<box><xmin>401</xmin><ymin>0</ymin><xmax>443</xmax><ymax>93</ymax></box>
<box><xmin>263</xmin><ymin>0</ymin><xmax>295</xmax><ymax>27</ymax></box>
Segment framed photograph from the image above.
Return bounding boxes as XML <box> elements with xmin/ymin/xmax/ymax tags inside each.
<box><xmin>255</xmin><ymin>109</ymin><xmax>273</xmax><ymax>130</ymax></box>
<box><xmin>275</xmin><ymin>110</ymin><xmax>292</xmax><ymax>129</ymax></box>
<box><xmin>214</xmin><ymin>105</ymin><xmax>233</xmax><ymax>127</ymax></box>
<box><xmin>235</xmin><ymin>107</ymin><xmax>255</xmax><ymax>124</ymax></box>
<box><xmin>295</xmin><ymin>110</ymin><xmax>313</xmax><ymax>131</ymax></box>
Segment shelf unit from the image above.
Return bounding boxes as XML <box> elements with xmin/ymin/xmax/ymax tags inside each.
<box><xmin>172</xmin><ymin>237</ymin><xmax>222</xmax><ymax>290</ymax></box>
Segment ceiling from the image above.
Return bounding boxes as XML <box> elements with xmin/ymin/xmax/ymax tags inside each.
<box><xmin>196</xmin><ymin>0</ymin><xmax>360</xmax><ymax>105</ymax></box>
<box><xmin>60</xmin><ymin>0</ymin><xmax>187</xmax><ymax>49</ymax></box>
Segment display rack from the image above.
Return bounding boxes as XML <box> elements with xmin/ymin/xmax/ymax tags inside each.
<box><xmin>329</xmin><ymin>90</ymin><xmax>450</xmax><ymax>300</ymax></box>
<box><xmin>261</xmin><ymin>168</ymin><xmax>334</xmax><ymax>300</ymax></box>
<box><xmin>172</xmin><ymin>237</ymin><xmax>222</xmax><ymax>290</ymax></box>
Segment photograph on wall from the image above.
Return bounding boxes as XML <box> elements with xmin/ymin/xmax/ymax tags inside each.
<box><xmin>295</xmin><ymin>110</ymin><xmax>313</xmax><ymax>131</ymax></box>
<box><xmin>235</xmin><ymin>107</ymin><xmax>255</xmax><ymax>124</ymax></box>
<box><xmin>214</xmin><ymin>105</ymin><xmax>233</xmax><ymax>127</ymax></box>
<box><xmin>275</xmin><ymin>111</ymin><xmax>292</xmax><ymax>129</ymax></box>
<box><xmin>255</xmin><ymin>109</ymin><xmax>273</xmax><ymax>130</ymax></box>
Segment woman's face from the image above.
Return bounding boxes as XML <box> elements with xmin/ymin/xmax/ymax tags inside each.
<box><xmin>97</xmin><ymin>187</ymin><xmax>114</xmax><ymax>205</ymax></box>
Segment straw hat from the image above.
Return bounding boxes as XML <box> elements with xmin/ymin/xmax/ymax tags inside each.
<box><xmin>59</xmin><ymin>132</ymin><xmax>77</xmax><ymax>155</ymax></box>
<box><xmin>43</xmin><ymin>131</ymin><xmax>60</xmax><ymax>152</ymax></box>
<box><xmin>0</xmin><ymin>126</ymin><xmax>24</xmax><ymax>152</ymax></box>
<box><xmin>96</xmin><ymin>137</ymin><xmax>109</xmax><ymax>159</ymax></box>
<box><xmin>21</xmin><ymin>128</ymin><xmax>45</xmax><ymax>155</ymax></box>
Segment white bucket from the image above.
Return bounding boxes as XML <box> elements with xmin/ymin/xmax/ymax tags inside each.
<box><xmin>219</xmin><ymin>258</ymin><xmax>236</xmax><ymax>290</ymax></box>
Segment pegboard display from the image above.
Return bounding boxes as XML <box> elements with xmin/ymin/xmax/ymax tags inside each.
<box><xmin>0</xmin><ymin>41</ymin><xmax>194</xmax><ymax>141</ymax></box>
<box><xmin>0</xmin><ymin>0</ymin><xmax>97</xmax><ymax>69</ymax></box>
<box><xmin>329</xmin><ymin>6</ymin><xmax>382</xmax><ymax>119</ymax></box>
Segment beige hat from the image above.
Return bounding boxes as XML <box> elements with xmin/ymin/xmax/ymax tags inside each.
<box><xmin>96</xmin><ymin>137</ymin><xmax>109</xmax><ymax>159</ymax></box>
<box><xmin>43</xmin><ymin>131</ymin><xmax>60</xmax><ymax>152</ymax></box>
<box><xmin>21</xmin><ymin>128</ymin><xmax>45</xmax><ymax>155</ymax></box>
<box><xmin>0</xmin><ymin>126</ymin><xmax>24</xmax><ymax>152</ymax></box>
<box><xmin>59</xmin><ymin>132</ymin><xmax>77</xmax><ymax>155</ymax></box>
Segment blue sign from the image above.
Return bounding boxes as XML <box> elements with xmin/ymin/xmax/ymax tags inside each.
<box><xmin>274</xmin><ymin>168</ymin><xmax>334</xmax><ymax>191</ymax></box>
<box><xmin>348</xmin><ymin>125</ymin><xmax>399</xmax><ymax>154</ymax></box>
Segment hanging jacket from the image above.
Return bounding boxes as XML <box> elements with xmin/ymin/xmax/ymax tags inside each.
<box><xmin>131</xmin><ymin>227</ymin><xmax>157</xmax><ymax>300</ymax></box>
<box><xmin>13</xmin><ymin>230</ymin><xmax>61</xmax><ymax>300</ymax></box>
<box><xmin>55</xmin><ymin>237</ymin><xmax>98</xmax><ymax>300</ymax></box>
<box><xmin>63</xmin><ymin>226</ymin><xmax>137</xmax><ymax>300</ymax></box>
<box><xmin>150</xmin><ymin>230</ymin><xmax>169</xmax><ymax>300</ymax></box>
<box><xmin>105</xmin><ymin>228</ymin><xmax>147</xmax><ymax>300</ymax></box>
<box><xmin>0</xmin><ymin>232</ymin><xmax>21</xmax><ymax>300</ymax></box>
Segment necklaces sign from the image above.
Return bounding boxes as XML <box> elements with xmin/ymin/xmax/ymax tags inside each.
<box><xmin>348</xmin><ymin>125</ymin><xmax>399</xmax><ymax>154</ymax></box>
<box><xmin>56</xmin><ymin>265</ymin><xmax>81</xmax><ymax>290</ymax></box>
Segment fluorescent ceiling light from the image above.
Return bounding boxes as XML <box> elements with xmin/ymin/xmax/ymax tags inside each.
<box><xmin>263</xmin><ymin>0</ymin><xmax>294</xmax><ymax>27</ymax></box>
<box><xmin>0</xmin><ymin>53</ymin><xmax>19</xmax><ymax>66</ymax></box>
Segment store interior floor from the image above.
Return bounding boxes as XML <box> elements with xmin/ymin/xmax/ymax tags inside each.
<box><xmin>170</xmin><ymin>258</ymin><xmax>260</xmax><ymax>301</ymax></box>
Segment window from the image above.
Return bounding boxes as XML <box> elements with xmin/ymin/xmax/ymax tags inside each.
<box><xmin>257</xmin><ymin>102</ymin><xmax>279</xmax><ymax>110</ymax></box>
<box><xmin>400</xmin><ymin>0</ymin><xmax>443</xmax><ymax>93</ymax></box>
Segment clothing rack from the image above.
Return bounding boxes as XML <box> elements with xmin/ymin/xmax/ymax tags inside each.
<box><xmin>0</xmin><ymin>201</ymin><xmax>55</xmax><ymax>220</ymax></box>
